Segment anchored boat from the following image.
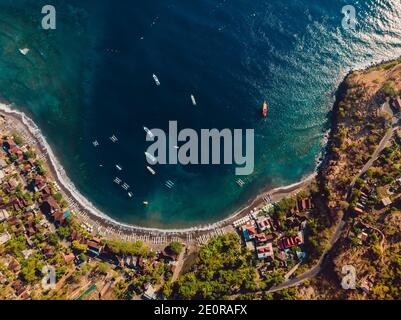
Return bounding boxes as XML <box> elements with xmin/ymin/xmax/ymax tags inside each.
<box><xmin>153</xmin><ymin>74</ymin><xmax>160</xmax><ymax>86</ymax></box>
<box><xmin>146</xmin><ymin>166</ymin><xmax>156</xmax><ymax>175</ymax></box>
<box><xmin>144</xmin><ymin>127</ymin><xmax>154</xmax><ymax>138</ymax></box>
<box><xmin>191</xmin><ymin>94</ymin><xmax>197</xmax><ymax>106</ymax></box>
<box><xmin>262</xmin><ymin>100</ymin><xmax>268</xmax><ymax>118</ymax></box>
<box><xmin>145</xmin><ymin>152</ymin><xmax>157</xmax><ymax>163</ymax></box>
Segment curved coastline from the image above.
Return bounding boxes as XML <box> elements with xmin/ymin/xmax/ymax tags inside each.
<box><xmin>0</xmin><ymin>101</ymin><xmax>315</xmax><ymax>236</ymax></box>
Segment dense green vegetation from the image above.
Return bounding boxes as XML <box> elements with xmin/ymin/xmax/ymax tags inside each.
<box><xmin>172</xmin><ymin>233</ymin><xmax>257</xmax><ymax>300</ymax></box>
<box><xmin>106</xmin><ymin>239</ymin><xmax>151</xmax><ymax>257</ymax></box>
<box><xmin>372</xmin><ymin>252</ymin><xmax>401</xmax><ymax>299</ymax></box>
<box><xmin>168</xmin><ymin>241</ymin><xmax>183</xmax><ymax>256</ymax></box>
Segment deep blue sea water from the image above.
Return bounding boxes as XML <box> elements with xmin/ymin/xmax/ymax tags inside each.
<box><xmin>0</xmin><ymin>0</ymin><xmax>401</xmax><ymax>228</ymax></box>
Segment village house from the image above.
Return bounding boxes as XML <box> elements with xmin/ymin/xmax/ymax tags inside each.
<box><xmin>125</xmin><ymin>255</ymin><xmax>138</xmax><ymax>269</ymax></box>
<box><xmin>256</xmin><ymin>216</ymin><xmax>271</xmax><ymax>232</ymax></box>
<box><xmin>256</xmin><ymin>243</ymin><xmax>274</xmax><ymax>260</ymax></box>
<box><xmin>4</xmin><ymin>178</ymin><xmax>18</xmax><ymax>194</ymax></box>
<box><xmin>0</xmin><ymin>271</ymin><xmax>6</xmax><ymax>285</ymax></box>
<box><xmin>381</xmin><ymin>197</ymin><xmax>392</xmax><ymax>207</ymax></box>
<box><xmin>246</xmin><ymin>240</ymin><xmax>256</xmax><ymax>252</ymax></box>
<box><xmin>296</xmin><ymin>198</ymin><xmax>313</xmax><ymax>212</ymax></box>
<box><xmin>255</xmin><ymin>233</ymin><xmax>268</xmax><ymax>244</ymax></box>
<box><xmin>8</xmin><ymin>257</ymin><xmax>21</xmax><ymax>273</ymax></box>
<box><xmin>0</xmin><ymin>209</ymin><xmax>10</xmax><ymax>222</ymax></box>
<box><xmin>42</xmin><ymin>246</ymin><xmax>55</xmax><ymax>258</ymax></box>
<box><xmin>0</xmin><ymin>158</ymin><xmax>8</xmax><ymax>169</ymax></box>
<box><xmin>11</xmin><ymin>280</ymin><xmax>27</xmax><ymax>297</ymax></box>
<box><xmin>21</xmin><ymin>249</ymin><xmax>33</xmax><ymax>260</ymax></box>
<box><xmin>278</xmin><ymin>232</ymin><xmax>304</xmax><ymax>250</ymax></box>
<box><xmin>358</xmin><ymin>231</ymin><xmax>369</xmax><ymax>244</ymax></box>
<box><xmin>2</xmin><ymin>139</ymin><xmax>16</xmax><ymax>152</ymax></box>
<box><xmin>242</xmin><ymin>223</ymin><xmax>257</xmax><ymax>241</ymax></box>
<box><xmin>87</xmin><ymin>238</ymin><xmax>104</xmax><ymax>256</ymax></box>
<box><xmin>61</xmin><ymin>252</ymin><xmax>76</xmax><ymax>264</ymax></box>
<box><xmin>8</xmin><ymin>146</ymin><xmax>24</xmax><ymax>162</ymax></box>
<box><xmin>0</xmin><ymin>232</ymin><xmax>11</xmax><ymax>246</ymax></box>
<box><xmin>52</xmin><ymin>210</ymin><xmax>68</xmax><ymax>226</ymax></box>
<box><xmin>354</xmin><ymin>207</ymin><xmax>364</xmax><ymax>215</ymax></box>
<box><xmin>143</xmin><ymin>284</ymin><xmax>157</xmax><ymax>300</ymax></box>
<box><xmin>40</xmin><ymin>196</ymin><xmax>60</xmax><ymax>216</ymax></box>
<box><xmin>30</xmin><ymin>175</ymin><xmax>47</xmax><ymax>193</ymax></box>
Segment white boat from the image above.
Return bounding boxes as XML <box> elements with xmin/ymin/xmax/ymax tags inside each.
<box><xmin>128</xmin><ymin>192</ymin><xmax>134</xmax><ymax>198</ymax></box>
<box><xmin>146</xmin><ymin>166</ymin><xmax>156</xmax><ymax>175</ymax></box>
<box><xmin>236</xmin><ymin>179</ymin><xmax>245</xmax><ymax>187</ymax></box>
<box><xmin>145</xmin><ymin>152</ymin><xmax>157</xmax><ymax>163</ymax></box>
<box><xmin>191</xmin><ymin>95</ymin><xmax>197</xmax><ymax>106</ymax></box>
<box><xmin>144</xmin><ymin>127</ymin><xmax>154</xmax><ymax>138</ymax></box>
<box><xmin>153</xmin><ymin>74</ymin><xmax>160</xmax><ymax>86</ymax></box>
<box><xmin>165</xmin><ymin>180</ymin><xmax>175</xmax><ymax>188</ymax></box>
<box><xmin>19</xmin><ymin>48</ymin><xmax>29</xmax><ymax>56</ymax></box>
<box><xmin>115</xmin><ymin>164</ymin><xmax>123</xmax><ymax>171</ymax></box>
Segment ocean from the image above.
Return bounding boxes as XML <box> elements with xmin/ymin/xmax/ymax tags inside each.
<box><xmin>0</xmin><ymin>0</ymin><xmax>400</xmax><ymax>228</ymax></box>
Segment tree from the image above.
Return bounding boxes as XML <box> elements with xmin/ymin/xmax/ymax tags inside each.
<box><xmin>174</xmin><ymin>233</ymin><xmax>257</xmax><ymax>300</ymax></box>
<box><xmin>162</xmin><ymin>281</ymin><xmax>173</xmax><ymax>298</ymax></box>
<box><xmin>106</xmin><ymin>239</ymin><xmax>150</xmax><ymax>257</ymax></box>
<box><xmin>54</xmin><ymin>192</ymin><xmax>63</xmax><ymax>203</ymax></box>
<box><xmin>21</xmin><ymin>256</ymin><xmax>43</xmax><ymax>283</ymax></box>
<box><xmin>48</xmin><ymin>233</ymin><xmax>59</xmax><ymax>247</ymax></box>
<box><xmin>97</xmin><ymin>262</ymin><xmax>110</xmax><ymax>275</ymax></box>
<box><xmin>72</xmin><ymin>240</ymin><xmax>88</xmax><ymax>253</ymax></box>
<box><xmin>57</xmin><ymin>226</ymin><xmax>70</xmax><ymax>239</ymax></box>
<box><xmin>12</xmin><ymin>134</ymin><xmax>24</xmax><ymax>146</ymax></box>
<box><xmin>168</xmin><ymin>241</ymin><xmax>183</xmax><ymax>256</ymax></box>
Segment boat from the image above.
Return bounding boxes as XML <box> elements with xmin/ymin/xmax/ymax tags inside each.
<box><xmin>128</xmin><ymin>192</ymin><xmax>134</xmax><ymax>198</ymax></box>
<box><xmin>191</xmin><ymin>95</ymin><xmax>197</xmax><ymax>106</ymax></box>
<box><xmin>146</xmin><ymin>166</ymin><xmax>156</xmax><ymax>175</ymax></box>
<box><xmin>165</xmin><ymin>180</ymin><xmax>175</xmax><ymax>189</ymax></box>
<box><xmin>145</xmin><ymin>152</ymin><xmax>157</xmax><ymax>163</ymax></box>
<box><xmin>236</xmin><ymin>178</ymin><xmax>245</xmax><ymax>187</ymax></box>
<box><xmin>262</xmin><ymin>100</ymin><xmax>268</xmax><ymax>118</ymax></box>
<box><xmin>153</xmin><ymin>74</ymin><xmax>161</xmax><ymax>86</ymax></box>
<box><xmin>143</xmin><ymin>201</ymin><xmax>149</xmax><ymax>205</ymax></box>
<box><xmin>115</xmin><ymin>164</ymin><xmax>123</xmax><ymax>171</ymax></box>
<box><xmin>19</xmin><ymin>48</ymin><xmax>29</xmax><ymax>56</ymax></box>
<box><xmin>144</xmin><ymin>127</ymin><xmax>154</xmax><ymax>138</ymax></box>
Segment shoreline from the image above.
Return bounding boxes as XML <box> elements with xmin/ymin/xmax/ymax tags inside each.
<box><xmin>0</xmin><ymin>102</ymin><xmax>314</xmax><ymax>240</ymax></box>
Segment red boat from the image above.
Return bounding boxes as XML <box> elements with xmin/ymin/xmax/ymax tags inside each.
<box><xmin>262</xmin><ymin>101</ymin><xmax>268</xmax><ymax>118</ymax></box>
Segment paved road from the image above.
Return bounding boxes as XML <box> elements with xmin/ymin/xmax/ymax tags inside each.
<box><xmin>265</xmin><ymin>118</ymin><xmax>399</xmax><ymax>293</ymax></box>
<box><xmin>226</xmin><ymin>113</ymin><xmax>399</xmax><ymax>298</ymax></box>
<box><xmin>268</xmin><ymin>220</ymin><xmax>345</xmax><ymax>293</ymax></box>
<box><xmin>350</xmin><ymin>124</ymin><xmax>398</xmax><ymax>190</ymax></box>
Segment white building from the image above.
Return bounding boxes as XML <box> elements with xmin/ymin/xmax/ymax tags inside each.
<box><xmin>0</xmin><ymin>232</ymin><xmax>11</xmax><ymax>246</ymax></box>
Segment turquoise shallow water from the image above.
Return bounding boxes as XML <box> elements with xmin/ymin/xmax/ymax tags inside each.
<box><xmin>0</xmin><ymin>0</ymin><xmax>401</xmax><ymax>228</ymax></box>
